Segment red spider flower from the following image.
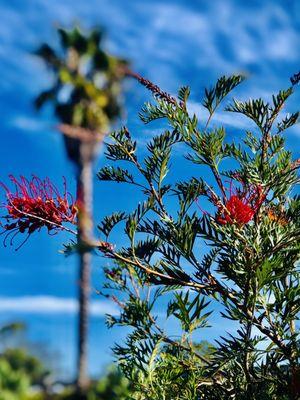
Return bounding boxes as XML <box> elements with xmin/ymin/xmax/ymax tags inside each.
<box><xmin>215</xmin><ymin>182</ymin><xmax>265</xmax><ymax>226</ymax></box>
<box><xmin>0</xmin><ymin>175</ymin><xmax>77</xmax><ymax>249</ymax></box>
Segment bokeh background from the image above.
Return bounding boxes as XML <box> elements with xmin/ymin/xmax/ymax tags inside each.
<box><xmin>0</xmin><ymin>0</ymin><xmax>299</xmax><ymax>380</ymax></box>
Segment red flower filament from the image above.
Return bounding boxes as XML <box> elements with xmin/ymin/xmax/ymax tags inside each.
<box><xmin>0</xmin><ymin>175</ymin><xmax>77</xmax><ymax>249</ymax></box>
<box><xmin>216</xmin><ymin>183</ymin><xmax>265</xmax><ymax>226</ymax></box>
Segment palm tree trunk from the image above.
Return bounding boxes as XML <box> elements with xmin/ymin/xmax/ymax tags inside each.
<box><xmin>76</xmin><ymin>159</ymin><xmax>93</xmax><ymax>393</ymax></box>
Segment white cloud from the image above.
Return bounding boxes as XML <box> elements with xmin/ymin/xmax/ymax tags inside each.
<box><xmin>188</xmin><ymin>101</ymin><xmax>253</xmax><ymax>130</ymax></box>
<box><xmin>9</xmin><ymin>116</ymin><xmax>47</xmax><ymax>132</ymax></box>
<box><xmin>0</xmin><ymin>296</ymin><xmax>119</xmax><ymax>316</ymax></box>
<box><xmin>1</xmin><ymin>0</ymin><xmax>299</xmax><ymax>117</ymax></box>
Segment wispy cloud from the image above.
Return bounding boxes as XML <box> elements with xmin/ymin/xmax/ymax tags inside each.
<box><xmin>188</xmin><ymin>101</ymin><xmax>253</xmax><ymax>130</ymax></box>
<box><xmin>0</xmin><ymin>296</ymin><xmax>119</xmax><ymax>316</ymax></box>
<box><xmin>9</xmin><ymin>116</ymin><xmax>48</xmax><ymax>133</ymax></box>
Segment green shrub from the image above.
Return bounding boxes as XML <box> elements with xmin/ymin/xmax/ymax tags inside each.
<box><xmin>0</xmin><ymin>358</ymin><xmax>30</xmax><ymax>400</ymax></box>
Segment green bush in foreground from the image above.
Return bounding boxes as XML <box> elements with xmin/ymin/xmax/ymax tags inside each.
<box><xmin>96</xmin><ymin>73</ymin><xmax>300</xmax><ymax>399</ymax></box>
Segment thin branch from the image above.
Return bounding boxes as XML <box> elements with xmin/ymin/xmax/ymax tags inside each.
<box><xmin>109</xmin><ymin>251</ymin><xmax>210</xmax><ymax>291</ymax></box>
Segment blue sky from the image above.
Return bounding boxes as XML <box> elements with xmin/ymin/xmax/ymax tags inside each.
<box><xmin>0</xmin><ymin>0</ymin><xmax>299</xmax><ymax>379</ymax></box>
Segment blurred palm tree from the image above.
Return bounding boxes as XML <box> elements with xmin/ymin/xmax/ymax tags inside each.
<box><xmin>0</xmin><ymin>322</ymin><xmax>26</xmax><ymax>350</ymax></box>
<box><xmin>35</xmin><ymin>26</ymin><xmax>127</xmax><ymax>393</ymax></box>
<box><xmin>0</xmin><ymin>322</ymin><xmax>25</xmax><ymax>338</ymax></box>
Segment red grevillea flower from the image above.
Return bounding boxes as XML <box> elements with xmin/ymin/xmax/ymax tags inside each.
<box><xmin>216</xmin><ymin>182</ymin><xmax>265</xmax><ymax>226</ymax></box>
<box><xmin>0</xmin><ymin>175</ymin><xmax>77</xmax><ymax>249</ymax></box>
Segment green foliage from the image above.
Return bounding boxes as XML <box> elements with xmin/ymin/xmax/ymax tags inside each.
<box><xmin>35</xmin><ymin>26</ymin><xmax>126</xmax><ymax>125</ymax></box>
<box><xmin>1</xmin><ymin>348</ymin><xmax>49</xmax><ymax>386</ymax></box>
<box><xmin>203</xmin><ymin>74</ymin><xmax>245</xmax><ymax>122</ymax></box>
<box><xmin>35</xmin><ymin>26</ymin><xmax>127</xmax><ymax>164</ymax></box>
<box><xmin>0</xmin><ymin>357</ymin><xmax>30</xmax><ymax>400</ymax></box>
<box><xmin>97</xmin><ymin>73</ymin><xmax>300</xmax><ymax>399</ymax></box>
<box><xmin>105</xmin><ymin>128</ymin><xmax>137</xmax><ymax>162</ymax></box>
<box><xmin>50</xmin><ymin>367</ymin><xmax>131</xmax><ymax>400</ymax></box>
<box><xmin>0</xmin><ymin>347</ymin><xmax>49</xmax><ymax>400</ymax></box>
<box><xmin>98</xmin><ymin>212</ymin><xmax>127</xmax><ymax>239</ymax></box>
<box><xmin>167</xmin><ymin>292</ymin><xmax>212</xmax><ymax>333</ymax></box>
<box><xmin>0</xmin><ymin>324</ymin><xmax>51</xmax><ymax>399</ymax></box>
<box><xmin>88</xmin><ymin>367</ymin><xmax>131</xmax><ymax>400</ymax></box>
<box><xmin>0</xmin><ymin>322</ymin><xmax>25</xmax><ymax>340</ymax></box>
<box><xmin>97</xmin><ymin>166</ymin><xmax>134</xmax><ymax>184</ymax></box>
